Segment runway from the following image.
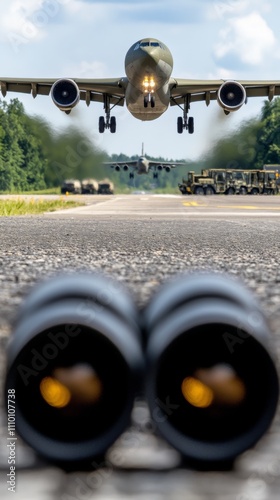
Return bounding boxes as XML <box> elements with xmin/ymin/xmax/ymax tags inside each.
<box><xmin>43</xmin><ymin>193</ymin><xmax>280</xmax><ymax>217</ymax></box>
<box><xmin>1</xmin><ymin>194</ymin><xmax>280</xmax><ymax>499</ymax></box>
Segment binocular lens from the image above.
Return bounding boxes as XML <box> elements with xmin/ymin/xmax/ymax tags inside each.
<box><xmin>5</xmin><ymin>274</ymin><xmax>143</xmax><ymax>466</ymax></box>
<box><xmin>145</xmin><ymin>274</ymin><xmax>279</xmax><ymax>464</ymax></box>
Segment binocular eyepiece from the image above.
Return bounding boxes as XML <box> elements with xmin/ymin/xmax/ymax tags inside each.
<box><xmin>4</xmin><ymin>271</ymin><xmax>279</xmax><ymax>468</ymax></box>
<box><xmin>5</xmin><ymin>273</ymin><xmax>143</xmax><ymax>467</ymax></box>
<box><xmin>144</xmin><ymin>273</ymin><xmax>279</xmax><ymax>466</ymax></box>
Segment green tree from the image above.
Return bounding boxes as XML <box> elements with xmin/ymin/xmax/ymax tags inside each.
<box><xmin>0</xmin><ymin>99</ymin><xmax>47</xmax><ymax>191</ymax></box>
<box><xmin>255</xmin><ymin>98</ymin><xmax>280</xmax><ymax>167</ymax></box>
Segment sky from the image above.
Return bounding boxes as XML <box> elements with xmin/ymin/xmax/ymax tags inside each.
<box><xmin>0</xmin><ymin>0</ymin><xmax>280</xmax><ymax>160</ymax></box>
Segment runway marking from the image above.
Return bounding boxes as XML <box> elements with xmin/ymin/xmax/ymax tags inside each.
<box><xmin>183</xmin><ymin>202</ymin><xmax>280</xmax><ymax>210</ymax></box>
<box><xmin>212</xmin><ymin>205</ymin><xmax>280</xmax><ymax>210</ymax></box>
<box><xmin>183</xmin><ymin>201</ymin><xmax>207</xmax><ymax>207</ymax></box>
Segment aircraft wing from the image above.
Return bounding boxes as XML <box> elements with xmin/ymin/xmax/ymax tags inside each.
<box><xmin>103</xmin><ymin>161</ymin><xmax>138</xmax><ymax>167</ymax></box>
<box><xmin>170</xmin><ymin>78</ymin><xmax>280</xmax><ymax>106</ymax></box>
<box><xmin>148</xmin><ymin>161</ymin><xmax>185</xmax><ymax>168</ymax></box>
<box><xmin>0</xmin><ymin>77</ymin><xmax>127</xmax><ymax>106</ymax></box>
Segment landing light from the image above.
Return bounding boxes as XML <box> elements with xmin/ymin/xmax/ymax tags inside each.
<box><xmin>142</xmin><ymin>77</ymin><xmax>156</xmax><ymax>93</ymax></box>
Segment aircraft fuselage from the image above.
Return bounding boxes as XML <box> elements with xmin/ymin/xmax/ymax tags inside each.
<box><xmin>137</xmin><ymin>157</ymin><xmax>150</xmax><ymax>174</ymax></box>
<box><xmin>124</xmin><ymin>38</ymin><xmax>173</xmax><ymax>121</ymax></box>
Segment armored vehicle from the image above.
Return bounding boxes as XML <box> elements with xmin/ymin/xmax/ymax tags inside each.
<box><xmin>81</xmin><ymin>178</ymin><xmax>99</xmax><ymax>194</ymax></box>
<box><xmin>98</xmin><ymin>179</ymin><xmax>114</xmax><ymax>195</ymax></box>
<box><xmin>61</xmin><ymin>179</ymin><xmax>82</xmax><ymax>194</ymax></box>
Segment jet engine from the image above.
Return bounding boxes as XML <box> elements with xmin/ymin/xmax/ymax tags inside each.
<box><xmin>165</xmin><ymin>166</ymin><xmax>171</xmax><ymax>173</ymax></box>
<box><xmin>157</xmin><ymin>165</ymin><xmax>163</xmax><ymax>171</ymax></box>
<box><xmin>51</xmin><ymin>79</ymin><xmax>80</xmax><ymax>112</ymax></box>
<box><xmin>217</xmin><ymin>81</ymin><xmax>246</xmax><ymax>113</ymax></box>
<box><xmin>5</xmin><ymin>273</ymin><xmax>143</xmax><ymax>468</ymax></box>
<box><xmin>115</xmin><ymin>165</ymin><xmax>121</xmax><ymax>171</ymax></box>
<box><xmin>123</xmin><ymin>165</ymin><xmax>129</xmax><ymax>171</ymax></box>
<box><xmin>143</xmin><ymin>272</ymin><xmax>279</xmax><ymax>467</ymax></box>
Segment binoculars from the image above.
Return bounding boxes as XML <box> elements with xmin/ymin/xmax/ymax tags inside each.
<box><xmin>5</xmin><ymin>271</ymin><xmax>279</xmax><ymax>469</ymax></box>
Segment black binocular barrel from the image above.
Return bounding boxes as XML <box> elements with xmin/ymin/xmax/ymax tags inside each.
<box><xmin>5</xmin><ymin>273</ymin><xmax>143</xmax><ymax>467</ymax></box>
<box><xmin>144</xmin><ymin>272</ymin><xmax>279</xmax><ymax>466</ymax></box>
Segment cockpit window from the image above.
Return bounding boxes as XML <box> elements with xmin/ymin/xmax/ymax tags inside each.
<box><xmin>135</xmin><ymin>41</ymin><xmax>164</xmax><ymax>50</ymax></box>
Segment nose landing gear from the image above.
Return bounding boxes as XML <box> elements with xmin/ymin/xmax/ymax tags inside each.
<box><xmin>144</xmin><ymin>93</ymin><xmax>155</xmax><ymax>108</ymax></box>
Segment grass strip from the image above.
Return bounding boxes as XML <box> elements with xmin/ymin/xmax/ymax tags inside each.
<box><xmin>0</xmin><ymin>198</ymin><xmax>84</xmax><ymax>216</ymax></box>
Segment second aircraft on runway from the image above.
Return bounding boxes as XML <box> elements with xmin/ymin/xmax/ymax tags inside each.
<box><xmin>104</xmin><ymin>143</ymin><xmax>185</xmax><ymax>179</ymax></box>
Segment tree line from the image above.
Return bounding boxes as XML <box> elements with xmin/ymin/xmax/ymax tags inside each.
<box><xmin>0</xmin><ymin>97</ymin><xmax>280</xmax><ymax>192</ymax></box>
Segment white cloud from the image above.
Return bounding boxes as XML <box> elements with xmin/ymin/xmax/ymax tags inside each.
<box><xmin>208</xmin><ymin>0</ymin><xmax>273</xmax><ymax>21</ymax></box>
<box><xmin>214</xmin><ymin>12</ymin><xmax>276</xmax><ymax>66</ymax></box>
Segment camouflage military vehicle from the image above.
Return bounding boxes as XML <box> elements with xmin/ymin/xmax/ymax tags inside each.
<box><xmin>61</xmin><ymin>179</ymin><xmax>82</xmax><ymax>194</ymax></box>
<box><xmin>178</xmin><ymin>169</ymin><xmax>248</xmax><ymax>195</ymax></box>
<box><xmin>244</xmin><ymin>170</ymin><xmax>278</xmax><ymax>195</ymax></box>
<box><xmin>178</xmin><ymin>168</ymin><xmax>279</xmax><ymax>195</ymax></box>
<box><xmin>98</xmin><ymin>178</ymin><xmax>114</xmax><ymax>195</ymax></box>
<box><xmin>81</xmin><ymin>178</ymin><xmax>99</xmax><ymax>194</ymax></box>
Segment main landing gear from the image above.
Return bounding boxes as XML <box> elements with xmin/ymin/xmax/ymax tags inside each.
<box><xmin>99</xmin><ymin>116</ymin><xmax>116</xmax><ymax>134</ymax></box>
<box><xmin>177</xmin><ymin>116</ymin><xmax>194</xmax><ymax>134</ymax></box>
<box><xmin>99</xmin><ymin>94</ymin><xmax>119</xmax><ymax>133</ymax></box>
<box><xmin>172</xmin><ymin>95</ymin><xmax>194</xmax><ymax>134</ymax></box>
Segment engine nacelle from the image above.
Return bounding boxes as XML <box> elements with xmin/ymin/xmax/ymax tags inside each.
<box><xmin>217</xmin><ymin>81</ymin><xmax>246</xmax><ymax>112</ymax></box>
<box><xmin>157</xmin><ymin>165</ymin><xmax>163</xmax><ymax>171</ymax></box>
<box><xmin>115</xmin><ymin>165</ymin><xmax>121</xmax><ymax>172</ymax></box>
<box><xmin>51</xmin><ymin>79</ymin><xmax>80</xmax><ymax>112</ymax></box>
<box><xmin>165</xmin><ymin>166</ymin><xmax>171</xmax><ymax>173</ymax></box>
<box><xmin>123</xmin><ymin>165</ymin><xmax>129</xmax><ymax>171</ymax></box>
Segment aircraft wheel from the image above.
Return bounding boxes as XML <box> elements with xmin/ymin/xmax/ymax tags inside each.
<box><xmin>144</xmin><ymin>95</ymin><xmax>149</xmax><ymax>108</ymax></box>
<box><xmin>99</xmin><ymin>116</ymin><xmax>105</xmax><ymax>133</ymax></box>
<box><xmin>151</xmin><ymin>96</ymin><xmax>155</xmax><ymax>108</ymax></box>
<box><xmin>188</xmin><ymin>116</ymin><xmax>194</xmax><ymax>134</ymax></box>
<box><xmin>177</xmin><ymin>117</ymin><xmax>183</xmax><ymax>134</ymax></box>
<box><xmin>110</xmin><ymin>116</ymin><xmax>116</xmax><ymax>133</ymax></box>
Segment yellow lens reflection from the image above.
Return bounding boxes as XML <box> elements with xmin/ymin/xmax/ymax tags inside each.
<box><xmin>182</xmin><ymin>377</ymin><xmax>214</xmax><ymax>408</ymax></box>
<box><xmin>182</xmin><ymin>364</ymin><xmax>246</xmax><ymax>409</ymax></box>
<box><xmin>53</xmin><ymin>364</ymin><xmax>103</xmax><ymax>405</ymax></box>
<box><xmin>40</xmin><ymin>364</ymin><xmax>103</xmax><ymax>409</ymax></box>
<box><xmin>40</xmin><ymin>377</ymin><xmax>71</xmax><ymax>408</ymax></box>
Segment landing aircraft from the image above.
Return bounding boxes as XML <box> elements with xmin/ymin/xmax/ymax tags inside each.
<box><xmin>104</xmin><ymin>143</ymin><xmax>185</xmax><ymax>178</ymax></box>
<box><xmin>1</xmin><ymin>37</ymin><xmax>280</xmax><ymax>134</ymax></box>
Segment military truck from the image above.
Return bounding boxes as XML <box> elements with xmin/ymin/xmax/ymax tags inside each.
<box><xmin>244</xmin><ymin>170</ymin><xmax>278</xmax><ymax>195</ymax></box>
<box><xmin>98</xmin><ymin>179</ymin><xmax>114</xmax><ymax>195</ymax></box>
<box><xmin>178</xmin><ymin>169</ymin><xmax>279</xmax><ymax>195</ymax></box>
<box><xmin>178</xmin><ymin>170</ymin><xmax>248</xmax><ymax>195</ymax></box>
<box><xmin>81</xmin><ymin>178</ymin><xmax>99</xmax><ymax>194</ymax></box>
<box><xmin>61</xmin><ymin>179</ymin><xmax>82</xmax><ymax>194</ymax></box>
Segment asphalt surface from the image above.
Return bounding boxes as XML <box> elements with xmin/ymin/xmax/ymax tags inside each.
<box><xmin>1</xmin><ymin>193</ymin><xmax>280</xmax><ymax>499</ymax></box>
